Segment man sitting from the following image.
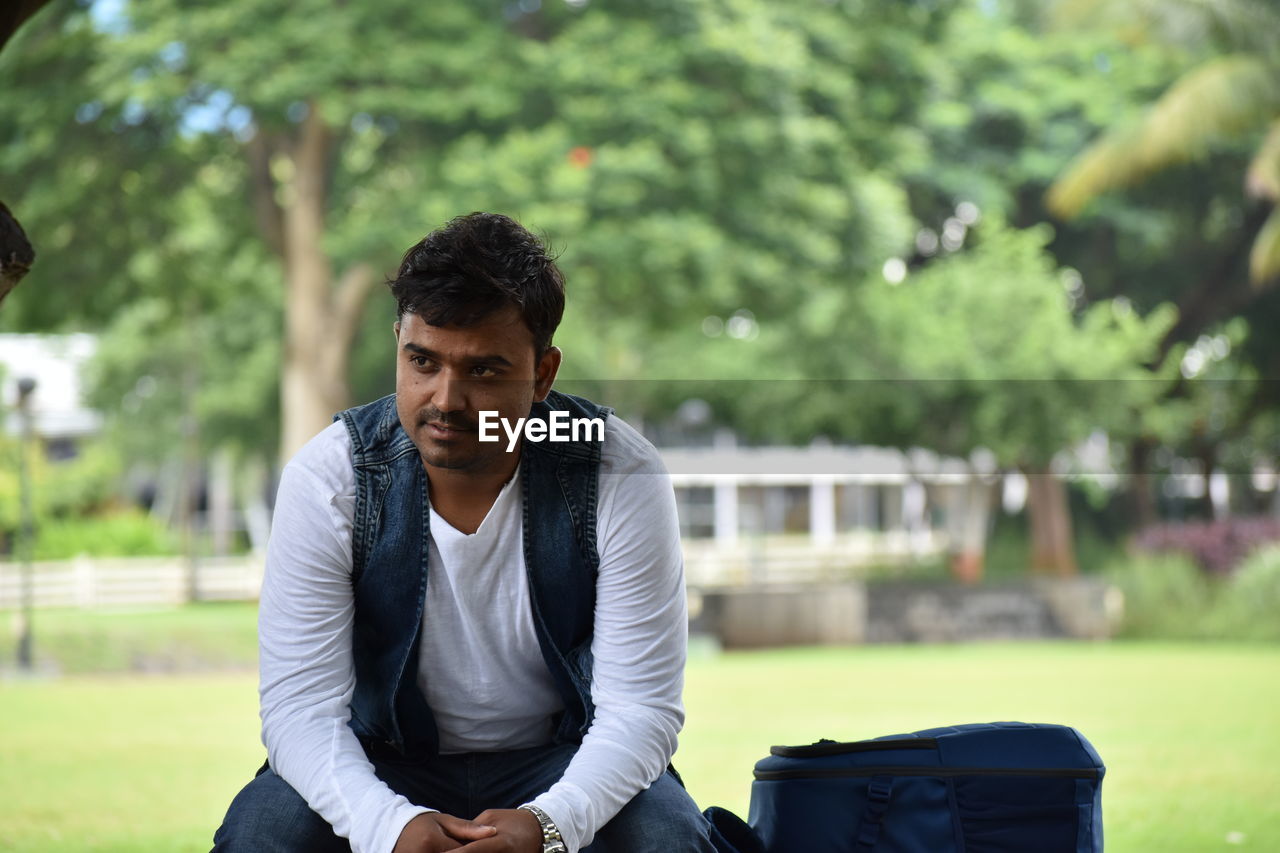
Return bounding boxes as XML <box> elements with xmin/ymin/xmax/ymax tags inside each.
<box><xmin>213</xmin><ymin>212</ymin><xmax>715</xmax><ymax>853</ymax></box>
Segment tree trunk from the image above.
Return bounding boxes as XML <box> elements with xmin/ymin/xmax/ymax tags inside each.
<box><xmin>1025</xmin><ymin>464</ymin><xmax>1078</xmax><ymax>576</ymax></box>
<box><xmin>1198</xmin><ymin>443</ymin><xmax>1219</xmax><ymax>520</ymax></box>
<box><xmin>1128</xmin><ymin>436</ymin><xmax>1158</xmax><ymax>530</ymax></box>
<box><xmin>270</xmin><ymin>105</ymin><xmax>379</xmax><ymax>462</ymax></box>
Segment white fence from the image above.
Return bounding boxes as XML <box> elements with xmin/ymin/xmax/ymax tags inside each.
<box><xmin>682</xmin><ymin>531</ymin><xmax>945</xmax><ymax>589</ymax></box>
<box><xmin>0</xmin><ymin>555</ymin><xmax>265</xmax><ymax>609</ymax></box>
<box><xmin>0</xmin><ymin>531</ymin><xmax>946</xmax><ymax>610</ymax></box>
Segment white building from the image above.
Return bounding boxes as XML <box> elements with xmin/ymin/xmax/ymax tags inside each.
<box><xmin>0</xmin><ymin>333</ymin><xmax>103</xmax><ymax>456</ymax></box>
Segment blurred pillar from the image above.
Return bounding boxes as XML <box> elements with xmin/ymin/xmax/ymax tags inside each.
<box><xmin>903</xmin><ymin>479</ymin><xmax>928</xmax><ymax>558</ymax></box>
<box><xmin>1209</xmin><ymin>468</ymin><xmax>1230</xmax><ymax>519</ymax></box>
<box><xmin>810</xmin><ymin>478</ymin><xmax>836</xmax><ymax>546</ymax></box>
<box><xmin>713</xmin><ymin>479</ymin><xmax>738</xmax><ymax>546</ymax></box>
<box><xmin>712</xmin><ymin>428</ymin><xmax>739</xmax><ymax>546</ymax></box>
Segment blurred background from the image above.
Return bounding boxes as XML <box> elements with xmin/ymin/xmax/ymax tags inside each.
<box><xmin>1</xmin><ymin>0</ymin><xmax>1278</xmax><ymax>850</ymax></box>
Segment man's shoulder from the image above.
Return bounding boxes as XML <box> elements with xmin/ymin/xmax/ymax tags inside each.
<box><xmin>283</xmin><ymin>420</ymin><xmax>355</xmax><ymax>497</ymax></box>
<box><xmin>542</xmin><ymin>388</ymin><xmax>612</xmax><ymax>421</ymax></box>
<box><xmin>334</xmin><ymin>393</ymin><xmax>408</xmax><ymax>459</ymax></box>
<box><xmin>600</xmin><ymin>412</ymin><xmax>667</xmax><ymax>478</ymax></box>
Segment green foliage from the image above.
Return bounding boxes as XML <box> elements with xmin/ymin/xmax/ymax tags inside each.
<box><xmin>1107</xmin><ymin>551</ymin><xmax>1217</xmax><ymax>639</ymax></box>
<box><xmin>1047</xmin><ymin>0</ymin><xmax>1280</xmax><ymax>282</ymax></box>
<box><xmin>984</xmin><ymin>508</ymin><xmax>1124</xmax><ymax>577</ymax></box>
<box><xmin>789</xmin><ymin>218</ymin><xmax>1177</xmax><ymax>462</ymax></box>
<box><xmin>913</xmin><ymin>1</ymin><xmax>1186</xmax><ymax>223</ymax></box>
<box><xmin>2</xmin><ymin>0</ymin><xmax>953</xmax><ymax>463</ymax></box>
<box><xmin>0</xmin><ymin>437</ymin><xmax>178</xmax><ymax>560</ymax></box>
<box><xmin>0</xmin><ymin>4</ymin><xmax>214</xmax><ymax>331</ymax></box>
<box><xmin>2</xmin><ymin>0</ymin><xmax>1273</xmax><ymax>553</ymax></box>
<box><xmin>1107</xmin><ymin>545</ymin><xmax>1280</xmax><ymax>641</ymax></box>
<box><xmin>911</xmin><ymin>1</ymin><xmax>1278</xmax><ymax>489</ymax></box>
<box><xmin>1208</xmin><ymin>544</ymin><xmax>1280</xmax><ymax>641</ymax></box>
<box><xmin>0</xmin><ymin>439</ymin><xmax>125</xmax><ymax>552</ymax></box>
<box><xmin>32</xmin><ymin>510</ymin><xmax>177</xmax><ymax>560</ymax></box>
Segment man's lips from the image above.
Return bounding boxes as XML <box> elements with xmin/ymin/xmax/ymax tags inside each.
<box><xmin>423</xmin><ymin>420</ymin><xmax>474</xmax><ymax>437</ymax></box>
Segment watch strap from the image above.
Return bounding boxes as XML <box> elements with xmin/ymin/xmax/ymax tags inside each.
<box><xmin>519</xmin><ymin>804</ymin><xmax>568</xmax><ymax>853</ymax></box>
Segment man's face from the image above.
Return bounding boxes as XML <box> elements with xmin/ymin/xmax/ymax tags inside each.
<box><xmin>394</xmin><ymin>306</ymin><xmax>560</xmax><ymax>476</ymax></box>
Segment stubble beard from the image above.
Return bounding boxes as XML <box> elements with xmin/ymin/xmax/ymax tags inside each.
<box><xmin>413</xmin><ymin>406</ymin><xmax>500</xmax><ymax>472</ymax></box>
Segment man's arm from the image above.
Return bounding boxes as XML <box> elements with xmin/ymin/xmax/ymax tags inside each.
<box><xmin>520</xmin><ymin>419</ymin><xmax>689</xmax><ymax>852</ymax></box>
<box><xmin>259</xmin><ymin>438</ymin><xmax>468</xmax><ymax>853</ymax></box>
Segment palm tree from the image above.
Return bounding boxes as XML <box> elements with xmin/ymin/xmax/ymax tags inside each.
<box><xmin>1047</xmin><ymin>0</ymin><xmax>1280</xmax><ymax>284</ymax></box>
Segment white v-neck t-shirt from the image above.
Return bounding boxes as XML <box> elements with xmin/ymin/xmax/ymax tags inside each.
<box><xmin>420</xmin><ymin>469</ymin><xmax>564</xmax><ymax>751</ymax></box>
<box><xmin>257</xmin><ymin>412</ymin><xmax>687</xmax><ymax>853</ymax></box>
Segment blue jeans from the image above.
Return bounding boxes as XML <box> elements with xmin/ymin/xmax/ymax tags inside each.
<box><xmin>212</xmin><ymin>743</ymin><xmax>717</xmax><ymax>852</ymax></box>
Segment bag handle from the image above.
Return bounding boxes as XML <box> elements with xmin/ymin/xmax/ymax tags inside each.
<box><xmin>853</xmin><ymin>775</ymin><xmax>895</xmax><ymax>851</ymax></box>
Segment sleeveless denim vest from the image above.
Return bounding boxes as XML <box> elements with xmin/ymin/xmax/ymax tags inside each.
<box><xmin>335</xmin><ymin>389</ymin><xmax>612</xmax><ymax>758</ymax></box>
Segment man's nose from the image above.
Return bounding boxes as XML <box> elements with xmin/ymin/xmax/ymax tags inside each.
<box><xmin>432</xmin><ymin>372</ymin><xmax>468</xmax><ymax>414</ymax></box>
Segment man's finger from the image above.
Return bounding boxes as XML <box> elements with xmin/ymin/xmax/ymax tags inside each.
<box><xmin>453</xmin><ymin>839</ymin><xmax>506</xmax><ymax>852</ymax></box>
<box><xmin>435</xmin><ymin>813</ymin><xmax>499</xmax><ymax>842</ymax></box>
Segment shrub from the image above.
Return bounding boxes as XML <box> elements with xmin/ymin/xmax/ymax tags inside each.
<box><xmin>1107</xmin><ymin>552</ymin><xmax>1219</xmax><ymax>640</ymax></box>
<box><xmin>33</xmin><ymin>510</ymin><xmax>177</xmax><ymax>560</ymax></box>
<box><xmin>0</xmin><ymin>439</ymin><xmax>125</xmax><ymax>554</ymax></box>
<box><xmin>1133</xmin><ymin>517</ymin><xmax>1280</xmax><ymax>575</ymax></box>
<box><xmin>1109</xmin><ymin>544</ymin><xmax>1280</xmax><ymax>641</ymax></box>
<box><xmin>1208</xmin><ymin>545</ymin><xmax>1280</xmax><ymax>641</ymax></box>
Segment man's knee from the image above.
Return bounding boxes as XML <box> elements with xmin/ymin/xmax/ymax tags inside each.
<box><xmin>587</xmin><ymin>770</ymin><xmax>716</xmax><ymax>853</ymax></box>
<box><xmin>212</xmin><ymin>765</ymin><xmax>349</xmax><ymax>852</ymax></box>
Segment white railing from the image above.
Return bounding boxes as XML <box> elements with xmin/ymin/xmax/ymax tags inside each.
<box><xmin>0</xmin><ymin>554</ymin><xmax>265</xmax><ymax>609</ymax></box>
<box><xmin>683</xmin><ymin>531</ymin><xmax>945</xmax><ymax>589</ymax></box>
<box><xmin>0</xmin><ymin>531</ymin><xmax>946</xmax><ymax>609</ymax></box>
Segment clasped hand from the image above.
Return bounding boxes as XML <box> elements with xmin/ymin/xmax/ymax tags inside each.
<box><xmin>393</xmin><ymin>808</ymin><xmax>543</xmax><ymax>853</ymax></box>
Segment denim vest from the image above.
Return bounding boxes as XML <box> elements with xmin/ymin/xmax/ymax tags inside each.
<box><xmin>335</xmin><ymin>390</ymin><xmax>612</xmax><ymax>758</ymax></box>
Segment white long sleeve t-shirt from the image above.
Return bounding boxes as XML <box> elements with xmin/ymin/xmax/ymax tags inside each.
<box><xmin>257</xmin><ymin>413</ymin><xmax>688</xmax><ymax>853</ymax></box>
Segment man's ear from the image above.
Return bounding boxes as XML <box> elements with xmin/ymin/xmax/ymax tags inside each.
<box><xmin>393</xmin><ymin>320</ymin><xmax>401</xmax><ymax>339</ymax></box>
<box><xmin>533</xmin><ymin>346</ymin><xmax>562</xmax><ymax>402</ymax></box>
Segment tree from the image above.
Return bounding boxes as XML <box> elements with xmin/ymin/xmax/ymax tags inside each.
<box><xmin>886</xmin><ymin>0</ymin><xmax>1280</xmax><ymax>529</ymax></box>
<box><xmin>1047</xmin><ymin>0</ymin><xmax>1280</xmax><ymax>284</ymax></box>
<box><xmin>1039</xmin><ymin>0</ymin><xmax>1280</xmax><ymax>522</ymax></box>
<box><xmin>847</xmin><ymin>221</ymin><xmax>1176</xmax><ymax>578</ymax></box>
<box><xmin>5</xmin><ymin>0</ymin><xmax>955</xmax><ymax>465</ymax></box>
<box><xmin>83</xmin><ymin>0</ymin><xmax>554</xmax><ymax>459</ymax></box>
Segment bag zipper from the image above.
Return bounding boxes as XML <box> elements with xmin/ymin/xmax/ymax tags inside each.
<box><xmin>770</xmin><ymin>739</ymin><xmax>938</xmax><ymax>758</ymax></box>
<box><xmin>754</xmin><ymin>766</ymin><xmax>1100</xmax><ymax>781</ymax></box>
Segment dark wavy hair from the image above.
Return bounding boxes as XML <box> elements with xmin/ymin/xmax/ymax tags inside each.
<box><xmin>389</xmin><ymin>212</ymin><xmax>565</xmax><ymax>354</ymax></box>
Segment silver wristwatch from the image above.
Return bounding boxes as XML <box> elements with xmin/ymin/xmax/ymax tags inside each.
<box><xmin>519</xmin><ymin>804</ymin><xmax>568</xmax><ymax>853</ymax></box>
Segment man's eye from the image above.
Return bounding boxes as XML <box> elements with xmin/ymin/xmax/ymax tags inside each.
<box><xmin>409</xmin><ymin>356</ymin><xmax>431</xmax><ymax>368</ymax></box>
<box><xmin>471</xmin><ymin>365</ymin><xmax>496</xmax><ymax>377</ymax></box>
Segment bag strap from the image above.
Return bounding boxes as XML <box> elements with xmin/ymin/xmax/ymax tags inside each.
<box><xmin>702</xmin><ymin>806</ymin><xmax>766</xmax><ymax>853</ymax></box>
<box><xmin>853</xmin><ymin>775</ymin><xmax>895</xmax><ymax>851</ymax></box>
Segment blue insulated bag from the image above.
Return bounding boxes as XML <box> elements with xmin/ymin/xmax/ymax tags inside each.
<box><xmin>748</xmin><ymin>722</ymin><xmax>1105</xmax><ymax>853</ymax></box>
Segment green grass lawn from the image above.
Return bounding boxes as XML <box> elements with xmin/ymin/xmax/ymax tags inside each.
<box><xmin>0</xmin><ymin>604</ymin><xmax>260</xmax><ymax>674</ymax></box>
<box><xmin>2</xmin><ymin>636</ymin><xmax>1278</xmax><ymax>851</ymax></box>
